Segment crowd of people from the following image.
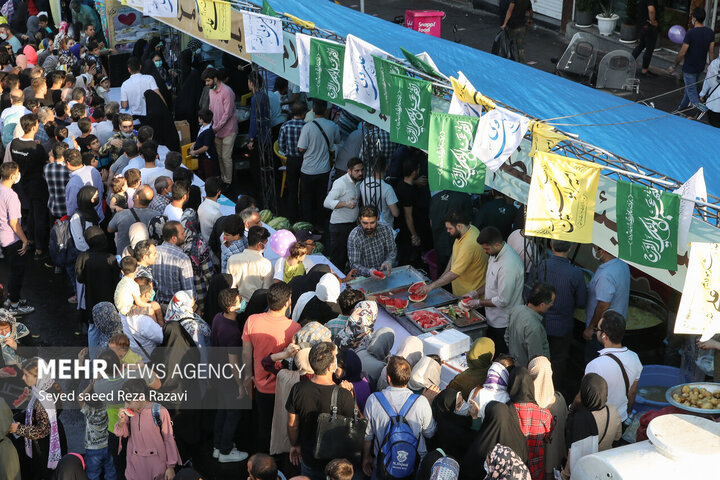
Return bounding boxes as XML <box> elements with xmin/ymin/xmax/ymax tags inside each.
<box><xmin>0</xmin><ymin>2</ymin><xmax>704</xmax><ymax>480</ymax></box>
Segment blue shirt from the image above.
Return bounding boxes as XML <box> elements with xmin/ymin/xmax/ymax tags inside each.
<box><xmin>530</xmin><ymin>255</ymin><xmax>588</xmax><ymax>336</ymax></box>
<box><xmin>585</xmin><ymin>258</ymin><xmax>630</xmax><ymax>326</ymax></box>
<box><xmin>65</xmin><ymin>165</ymin><xmax>105</xmax><ymax>221</ymax></box>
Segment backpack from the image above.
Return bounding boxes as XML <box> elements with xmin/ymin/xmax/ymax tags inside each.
<box><xmin>375</xmin><ymin>392</ymin><xmax>421</xmax><ymax>480</ymax></box>
<box><xmin>49</xmin><ymin>215</ymin><xmax>79</xmax><ymax>267</ymax></box>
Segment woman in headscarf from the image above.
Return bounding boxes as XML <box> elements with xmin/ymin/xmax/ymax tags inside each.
<box><xmin>528</xmin><ymin>357</ymin><xmax>567</xmax><ymax>479</ymax></box>
<box><xmin>37</xmin><ymin>37</ymin><xmax>53</xmax><ymax>68</ymax></box>
<box><xmin>335</xmin><ymin>300</ymin><xmax>378</xmax><ymax>350</ymax></box>
<box><xmin>69</xmin><ymin>43</ymin><xmax>83</xmax><ymax>62</ymax></box>
<box><xmin>428</xmin><ymin>388</ymin><xmax>476</xmax><ymax>460</ymax></box>
<box><xmin>54</xmin><ymin>21</ymin><xmax>69</xmax><ymax>47</ymax></box>
<box><xmin>0</xmin><ymin>398</ymin><xmax>21</xmax><ymax>480</ymax></box>
<box><xmin>269</xmin><ymin>347</ymin><xmax>312</xmax><ymax>456</ymax></box>
<box><xmin>376</xmin><ymin>336</ymin><xmax>423</xmax><ymax>391</ymax></box>
<box><xmin>461</xmin><ymin>401</ymin><xmax>528</xmax><ymax>480</ymax></box>
<box><xmin>23</xmin><ymin>45</ymin><xmax>37</xmax><ymax>68</ymax></box>
<box><xmin>293</xmin><ymin>321</ymin><xmax>331</xmax><ymax>348</ymax></box>
<box><xmin>121</xmin><ymin>222</ymin><xmax>149</xmax><ymax>257</ymax></box>
<box><xmin>483</xmin><ymin>444</ymin><xmax>531</xmax><ymax>480</ymax></box>
<box><xmin>91</xmin><ymin>302</ymin><xmax>122</xmax><ymax>354</ymax></box>
<box><xmin>174</xmin><ymin>55</ymin><xmax>206</xmax><ymax>138</ymax></box>
<box><xmin>335</xmin><ymin>347</ymin><xmax>371</xmax><ymax>411</ymax></box>
<box><xmin>448</xmin><ymin>337</ymin><xmax>495</xmax><ymax>400</ymax></box>
<box><xmin>288</xmin><ymin>263</ymin><xmax>331</xmax><ymax>306</ymax></box>
<box><xmin>292</xmin><ymin>273</ymin><xmax>341</xmax><ymax>325</ymax></box>
<box><xmin>142</xmin><ymin>50</ymin><xmax>172</xmax><ymax>110</ymax></box>
<box><xmin>147</xmin><ymin>214</ymin><xmax>167</xmax><ymax>243</ymax></box>
<box><xmin>356</xmin><ymin>326</ymin><xmax>394</xmax><ymax>389</ymax></box>
<box><xmin>131</xmin><ymin>39</ymin><xmax>147</xmax><ymax>60</ymax></box>
<box><xmin>10</xmin><ymin>357</ymin><xmax>68</xmax><ymax>479</ymax></box>
<box><xmin>408</xmin><ymin>356</ymin><xmax>442</xmax><ymax>393</ymax></box>
<box><xmin>69</xmin><ymin>186</ymin><xmax>100</xmax><ymax>306</ymax></box>
<box><xmin>164</xmin><ymin>290</ymin><xmax>211</xmax><ymax>353</ymax></box>
<box><xmin>202</xmin><ymin>273</ymin><xmax>233</xmax><ymax>325</ymax></box>
<box><xmin>467</xmin><ymin>361</ymin><xmax>512</xmax><ymax>422</ymax></box>
<box><xmin>51</xmin><ymin>453</ymin><xmax>88</xmax><ymax>480</ymax></box>
<box><xmin>0</xmin><ymin>308</ymin><xmax>29</xmax><ymax>367</ymax></box>
<box><xmin>507</xmin><ymin>367</ymin><xmax>554</xmax><ymax>480</ymax></box>
<box><xmin>57</xmin><ymin>37</ymin><xmax>76</xmax><ymax>70</ymax></box>
<box><xmin>180</xmin><ymin>209</ymin><xmax>213</xmax><ymax>314</ymax></box>
<box><xmin>75</xmin><ymin>226</ymin><xmax>120</xmax><ymax>323</ymax></box>
<box><xmin>143</xmin><ymin>89</ymin><xmax>179</xmax><ymax>151</ymax></box>
<box><xmin>561</xmin><ymin>374</ymin><xmax>621</xmax><ymax>480</ymax></box>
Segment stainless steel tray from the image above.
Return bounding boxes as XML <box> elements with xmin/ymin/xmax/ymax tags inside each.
<box><xmin>405</xmin><ymin>307</ymin><xmax>453</xmax><ymax>333</ymax></box>
<box><xmin>346</xmin><ymin>265</ymin><xmax>427</xmax><ymax>296</ymax></box>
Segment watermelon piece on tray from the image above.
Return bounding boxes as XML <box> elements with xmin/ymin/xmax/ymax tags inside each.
<box><xmin>377</xmin><ymin>296</ymin><xmax>409</xmax><ymax>313</ymax></box>
<box><xmin>408</xmin><ymin>281</ymin><xmax>427</xmax><ymax>302</ymax></box>
<box><xmin>407</xmin><ymin>309</ymin><xmax>448</xmax><ymax>330</ymax></box>
<box><xmin>372</xmin><ymin>270</ymin><xmax>386</xmax><ymax>279</ymax></box>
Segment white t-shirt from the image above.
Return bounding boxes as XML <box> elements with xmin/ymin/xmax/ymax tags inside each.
<box><xmin>120</xmin><ymin>73</ymin><xmax>159</xmax><ymax>116</ymax></box>
<box><xmin>585</xmin><ymin>347</ymin><xmax>643</xmax><ymax>421</ymax></box>
<box><xmin>358</xmin><ymin>178</ymin><xmax>399</xmax><ymax>228</ymax></box>
<box><xmin>164</xmin><ymin>204</ymin><xmax>183</xmax><ymax>222</ymax></box>
<box><xmin>114</xmin><ymin>276</ymin><xmax>140</xmax><ymax>315</ymax></box>
<box><xmin>140</xmin><ymin>166</ymin><xmax>174</xmax><ymax>192</ymax></box>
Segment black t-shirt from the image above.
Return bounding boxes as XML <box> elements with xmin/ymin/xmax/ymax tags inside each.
<box><xmin>473</xmin><ymin>197</ymin><xmax>518</xmax><ymax>240</ymax></box>
<box><xmin>507</xmin><ymin>0</ymin><xmax>532</xmax><ymax>28</ymax></box>
<box><xmin>683</xmin><ymin>26</ymin><xmax>715</xmax><ymax>73</ymax></box>
<box><xmin>286</xmin><ymin>381</ymin><xmax>356</xmax><ymax>469</ymax></box>
<box><xmin>10</xmin><ymin>138</ymin><xmax>49</xmax><ymax>200</ymax></box>
<box><xmin>429</xmin><ymin>190</ymin><xmax>472</xmax><ymax>258</ymax></box>
<box><xmin>395</xmin><ymin>180</ymin><xmax>416</xmax><ymax>240</ymax></box>
<box><xmin>637</xmin><ymin>0</ymin><xmax>658</xmax><ymax>25</ymax></box>
<box><xmin>76</xmin><ymin>135</ymin><xmax>92</xmax><ymax>153</ymax></box>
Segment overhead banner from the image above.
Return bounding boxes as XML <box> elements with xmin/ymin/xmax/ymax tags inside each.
<box><xmin>242</xmin><ymin>11</ymin><xmax>284</xmax><ymax>54</ymax></box>
<box><xmin>529</xmin><ymin>122</ymin><xmax>568</xmax><ymax>157</ymax></box>
<box><xmin>197</xmin><ymin>0</ymin><xmax>231</xmax><ymax>40</ymax></box>
<box><xmin>343</xmin><ymin>34</ymin><xmax>388</xmax><ymax>110</ymax></box>
<box><xmin>616</xmin><ymin>181</ymin><xmax>680</xmax><ymax>270</ymax></box>
<box><xmin>373</xmin><ymin>55</ymin><xmax>405</xmax><ymax>117</ymax></box>
<box><xmin>143</xmin><ymin>0</ymin><xmax>176</xmax><ymax>17</ymax></box>
<box><xmin>309</xmin><ymin>39</ymin><xmax>346</xmax><ymax>105</ymax></box>
<box><xmin>401</xmin><ymin>47</ymin><xmax>442</xmax><ymax>77</ymax></box>
<box><xmin>525</xmin><ymin>151</ymin><xmax>601</xmax><ymax>243</ymax></box>
<box><xmin>449</xmin><ymin>72</ymin><xmax>496</xmax><ymax>110</ymax></box>
<box><xmin>387</xmin><ymin>73</ymin><xmax>433</xmax><ymax>150</ymax></box>
<box><xmin>428</xmin><ymin>112</ymin><xmax>485</xmax><ymax>194</ymax></box>
<box><xmin>674</xmin><ymin>168</ymin><xmax>707</xmax><ymax>254</ymax></box>
<box><xmin>296</xmin><ymin>32</ymin><xmax>312</xmax><ymax>92</ymax></box>
<box><xmin>471</xmin><ymin>106</ymin><xmax>530</xmax><ymax>172</ymax></box>
<box><xmin>675</xmin><ymin>242</ymin><xmax>720</xmax><ymax>341</ymax></box>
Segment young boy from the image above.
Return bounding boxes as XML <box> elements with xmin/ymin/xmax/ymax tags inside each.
<box><xmin>78</xmin><ymin>378</ymin><xmax>117</xmax><ymax>480</ymax></box>
<box><xmin>108</xmin><ymin>332</ymin><xmax>143</xmax><ymax>365</ymax></box>
<box><xmin>220</xmin><ymin>215</ymin><xmax>246</xmax><ymax>273</ymax></box>
<box><xmin>114</xmin><ymin>257</ymin><xmax>161</xmax><ymax>322</ymax></box>
<box><xmin>190</xmin><ymin>109</ymin><xmax>218</xmax><ymax>180</ymax></box>
<box><xmin>75</xmin><ymin>117</ymin><xmax>94</xmax><ymax>152</ymax></box>
<box><xmin>123</xmin><ymin>168</ymin><xmax>141</xmax><ymax>208</ymax></box>
<box><xmin>127</xmin><ymin>277</ymin><xmax>163</xmax><ymax>326</ymax></box>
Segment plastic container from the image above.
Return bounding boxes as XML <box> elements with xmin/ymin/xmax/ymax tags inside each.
<box><xmin>404</xmin><ymin>10</ymin><xmax>444</xmax><ymax>37</ymax></box>
<box><xmin>634</xmin><ymin>365</ymin><xmax>691</xmax><ymax>414</ymax></box>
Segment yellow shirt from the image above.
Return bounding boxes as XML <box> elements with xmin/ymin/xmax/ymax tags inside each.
<box><xmin>450</xmin><ymin>225</ymin><xmax>488</xmax><ymax>297</ymax></box>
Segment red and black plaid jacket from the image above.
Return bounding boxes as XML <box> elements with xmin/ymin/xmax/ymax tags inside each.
<box><xmin>514</xmin><ymin>402</ymin><xmax>554</xmax><ymax>480</ymax></box>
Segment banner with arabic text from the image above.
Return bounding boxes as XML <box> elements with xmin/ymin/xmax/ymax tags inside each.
<box><xmin>197</xmin><ymin>0</ymin><xmax>231</xmax><ymax>40</ymax></box>
<box><xmin>525</xmin><ymin>152</ymin><xmax>601</xmax><ymax>243</ymax></box>
<box><xmin>242</xmin><ymin>12</ymin><xmax>283</xmax><ymax>54</ymax></box>
<box><xmin>674</xmin><ymin>168</ymin><xmax>707</xmax><ymax>254</ymax></box>
<box><xmin>342</xmin><ymin>34</ymin><xmax>388</xmax><ymax>110</ymax></box>
<box><xmin>373</xmin><ymin>56</ymin><xmax>405</xmax><ymax>117</ymax></box>
<box><xmin>471</xmin><ymin>106</ymin><xmax>530</xmax><ymax>172</ymax></box>
<box><xmin>387</xmin><ymin>73</ymin><xmax>433</xmax><ymax>150</ymax></box>
<box><xmin>309</xmin><ymin>39</ymin><xmax>345</xmax><ymax>106</ymax></box>
<box><xmin>428</xmin><ymin>113</ymin><xmax>485</xmax><ymax>194</ymax></box>
<box><xmin>675</xmin><ymin>242</ymin><xmax>720</xmax><ymax>341</ymax></box>
<box><xmin>143</xmin><ymin>0</ymin><xmax>175</xmax><ymax>17</ymax></box>
<box><xmin>616</xmin><ymin>181</ymin><xmax>680</xmax><ymax>270</ymax></box>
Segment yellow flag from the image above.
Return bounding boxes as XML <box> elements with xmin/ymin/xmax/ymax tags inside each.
<box><xmin>283</xmin><ymin>13</ymin><xmax>315</xmax><ymax>30</ymax></box>
<box><xmin>529</xmin><ymin>122</ymin><xmax>568</xmax><ymax>157</ymax></box>
<box><xmin>450</xmin><ymin>72</ymin><xmax>496</xmax><ymax>111</ymax></box>
<box><xmin>525</xmin><ymin>151</ymin><xmax>601</xmax><ymax>243</ymax></box>
<box><xmin>197</xmin><ymin>0</ymin><xmax>232</xmax><ymax>40</ymax></box>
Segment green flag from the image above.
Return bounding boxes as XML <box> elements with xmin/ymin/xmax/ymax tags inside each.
<box><xmin>428</xmin><ymin>112</ymin><xmax>486</xmax><ymax>194</ymax></box>
<box><xmin>387</xmin><ymin>73</ymin><xmax>432</xmax><ymax>149</ymax></box>
<box><xmin>309</xmin><ymin>39</ymin><xmax>345</xmax><ymax>106</ymax></box>
<box><xmin>262</xmin><ymin>0</ymin><xmax>278</xmax><ymax>17</ymax></box>
<box><xmin>401</xmin><ymin>47</ymin><xmax>441</xmax><ymax>78</ymax></box>
<box><xmin>373</xmin><ymin>56</ymin><xmax>405</xmax><ymax>117</ymax></box>
<box><xmin>616</xmin><ymin>181</ymin><xmax>680</xmax><ymax>270</ymax></box>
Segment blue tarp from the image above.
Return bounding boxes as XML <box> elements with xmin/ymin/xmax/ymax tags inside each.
<box><xmin>254</xmin><ymin>0</ymin><xmax>719</xmax><ymax>196</ymax></box>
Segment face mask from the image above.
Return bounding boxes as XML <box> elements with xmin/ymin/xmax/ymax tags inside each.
<box><xmin>154</xmin><ymin>60</ymin><xmax>162</xmax><ymax>68</ymax></box>
<box><xmin>0</xmin><ymin>34</ymin><xmax>7</xmax><ymax>40</ymax></box>
<box><xmin>80</xmin><ymin>53</ymin><xmax>86</xmax><ymax>59</ymax></box>
<box><xmin>237</xmin><ymin>299</ymin><xmax>247</xmax><ymax>313</ymax></box>
<box><xmin>592</xmin><ymin>247</ymin><xmax>602</xmax><ymax>261</ymax></box>
<box><xmin>13</xmin><ymin>173</ymin><xmax>20</xmax><ymax>185</ymax></box>
<box><xmin>0</xmin><ymin>331</ymin><xmax>10</xmax><ymax>339</ymax></box>
<box><xmin>164</xmin><ymin>192</ymin><xmax>172</xmax><ymax>199</ymax></box>
<box><xmin>150</xmin><ymin>290</ymin><xmax>156</xmax><ymax>302</ymax></box>
<box><xmin>211</xmin><ymin>82</ymin><xmax>218</xmax><ymax>90</ymax></box>
<box><xmin>122</xmin><ymin>131</ymin><xmax>133</xmax><ymax>138</ymax></box>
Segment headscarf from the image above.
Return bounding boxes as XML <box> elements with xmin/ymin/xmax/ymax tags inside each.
<box><xmin>180</xmin><ymin>209</ymin><xmax>212</xmax><ymax>271</ymax></box>
<box><xmin>294</xmin><ymin>321</ymin><xmax>331</xmax><ymax>348</ymax></box>
<box><xmin>0</xmin><ymin>308</ymin><xmax>29</xmax><ymax>366</ymax></box>
<box><xmin>143</xmin><ymin>89</ymin><xmax>179</xmax><ymax>151</ymax></box>
<box><xmin>448</xmin><ymin>337</ymin><xmax>495</xmax><ymax>399</ymax></box>
<box><xmin>294</xmin><ymin>348</ymin><xmax>313</xmax><ymax>375</ymax></box>
<box><xmin>76</xmin><ymin>185</ymin><xmax>100</xmax><ymax>225</ymax></box>
<box><xmin>430</xmin><ymin>388</ymin><xmax>476</xmax><ymax>460</ymax></box>
<box><xmin>22</xmin><ymin>45</ymin><xmax>37</xmax><ymax>66</ymax></box>
<box><xmin>364</xmin><ymin>327</ymin><xmax>394</xmax><ymax>361</ymax></box>
<box><xmin>202</xmin><ymin>273</ymin><xmax>233</xmax><ymax>325</ymax></box>
<box><xmin>166</xmin><ymin>290</ymin><xmax>199</xmax><ymax>322</ymax></box>
<box><xmin>132</xmin><ymin>39</ymin><xmax>147</xmax><ymax>59</ymax></box>
<box><xmin>149</xmin><ymin>322</ymin><xmax>202</xmax><ymax>410</ymax></box>
<box><xmin>292</xmin><ymin>273</ymin><xmax>340</xmax><ymax>324</ymax></box>
<box><xmin>0</xmin><ymin>398</ymin><xmax>20</xmax><ymax>479</ymax></box>
<box><xmin>69</xmin><ymin>43</ymin><xmax>82</xmax><ymax>61</ymax></box>
<box><xmin>565</xmin><ymin>374</ymin><xmax>609</xmax><ymax>471</ymax></box>
<box><xmin>377</xmin><ymin>336</ymin><xmax>424</xmax><ymax>391</ymax></box>
<box><xmin>289</xmin><ymin>264</ymin><xmax>331</xmax><ymax>306</ymax></box>
<box><xmin>92</xmin><ymin>302</ymin><xmax>122</xmax><ymax>349</ymax></box>
<box><xmin>51</xmin><ymin>453</ymin><xmax>88</xmax><ymax>480</ymax></box>
<box><xmin>147</xmin><ymin>214</ymin><xmax>167</xmax><ymax>242</ymax></box>
<box><xmin>335</xmin><ymin>300</ymin><xmax>378</xmax><ymax>349</ymax></box>
<box><xmin>239</xmin><ymin>288</ymin><xmax>268</xmax><ymax>328</ymax></box>
<box><xmin>408</xmin><ymin>356</ymin><xmax>441</xmax><ymax>391</ymax></box>
<box><xmin>528</xmin><ymin>356</ymin><xmax>555</xmax><ymax>409</ymax></box>
<box><xmin>507</xmin><ymin>366</ymin><xmax>536</xmax><ymax>405</ymax></box>
<box><xmin>484</xmin><ymin>362</ymin><xmax>510</xmax><ymax>391</ymax></box>
<box><xmin>338</xmin><ymin>347</ymin><xmax>363</xmax><ymax>382</ymax></box>
<box><xmin>25</xmin><ymin>358</ymin><xmax>62</xmax><ymax>469</ymax></box>
<box><xmin>84</xmin><ymin>225</ymin><xmax>108</xmax><ymax>252</ymax></box>
<box><xmin>461</xmin><ymin>402</ymin><xmax>529</xmax><ymax>480</ymax></box>
<box><xmin>483</xmin><ymin>444</ymin><xmax>531</xmax><ymax>480</ymax></box>
<box><xmin>26</xmin><ymin>16</ymin><xmax>40</xmax><ymax>39</ymax></box>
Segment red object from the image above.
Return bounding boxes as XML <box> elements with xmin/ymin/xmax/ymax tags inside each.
<box><xmin>118</xmin><ymin>13</ymin><xmax>137</xmax><ymax>26</ymax></box>
<box><xmin>377</xmin><ymin>296</ymin><xmax>409</xmax><ymax>310</ymax></box>
<box><xmin>372</xmin><ymin>270</ymin><xmax>386</xmax><ymax>279</ymax></box>
<box><xmin>408</xmin><ymin>282</ymin><xmax>427</xmax><ymax>302</ymax></box>
<box><xmin>514</xmin><ymin>403</ymin><xmax>554</xmax><ymax>480</ymax></box>
<box><xmin>408</xmin><ymin>310</ymin><xmax>448</xmax><ymax>329</ymax></box>
<box><xmin>405</xmin><ymin>10</ymin><xmax>444</xmax><ymax>37</ymax></box>
<box><xmin>635</xmin><ymin>406</ymin><xmax>688</xmax><ymax>442</ymax></box>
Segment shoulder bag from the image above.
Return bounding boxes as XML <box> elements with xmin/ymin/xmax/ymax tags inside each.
<box><xmin>313</xmin><ymin>385</ymin><xmax>367</xmax><ymax>463</ymax></box>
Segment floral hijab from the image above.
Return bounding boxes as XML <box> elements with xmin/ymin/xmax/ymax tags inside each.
<box><xmin>483</xmin><ymin>444</ymin><xmax>531</xmax><ymax>480</ymax></box>
<box><xmin>164</xmin><ymin>290</ymin><xmax>211</xmax><ymax>341</ymax></box>
<box><xmin>180</xmin><ymin>208</ymin><xmax>213</xmax><ymax>271</ymax></box>
<box><xmin>25</xmin><ymin>359</ymin><xmax>62</xmax><ymax>469</ymax></box>
<box><xmin>335</xmin><ymin>301</ymin><xmax>378</xmax><ymax>349</ymax></box>
<box><xmin>0</xmin><ymin>309</ymin><xmax>29</xmax><ymax>366</ymax></box>
<box><xmin>92</xmin><ymin>302</ymin><xmax>122</xmax><ymax>349</ymax></box>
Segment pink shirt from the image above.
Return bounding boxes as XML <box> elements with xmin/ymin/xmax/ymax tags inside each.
<box><xmin>0</xmin><ymin>184</ymin><xmax>21</xmax><ymax>247</ymax></box>
<box><xmin>208</xmin><ymin>82</ymin><xmax>238</xmax><ymax>138</ymax></box>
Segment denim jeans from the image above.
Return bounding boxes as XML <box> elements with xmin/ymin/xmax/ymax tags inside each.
<box><xmin>85</xmin><ymin>446</ymin><xmax>117</xmax><ymax>480</ymax></box>
<box><xmin>88</xmin><ymin>324</ymin><xmax>102</xmax><ymax>359</ymax></box>
<box><xmin>679</xmin><ymin>71</ymin><xmax>701</xmax><ymax>110</ymax></box>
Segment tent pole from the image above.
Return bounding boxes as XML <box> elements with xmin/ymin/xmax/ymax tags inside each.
<box><xmin>361</xmin><ymin>0</ymin><xmax>365</xmax><ymax>13</ymax></box>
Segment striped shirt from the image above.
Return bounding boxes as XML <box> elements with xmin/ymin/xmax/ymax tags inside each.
<box><xmin>151</xmin><ymin>242</ymin><xmax>195</xmax><ymax>304</ymax></box>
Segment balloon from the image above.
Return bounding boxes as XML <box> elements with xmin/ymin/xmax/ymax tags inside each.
<box><xmin>269</xmin><ymin>229</ymin><xmax>296</xmax><ymax>257</ymax></box>
<box><xmin>668</xmin><ymin>25</ymin><xmax>686</xmax><ymax>45</ymax></box>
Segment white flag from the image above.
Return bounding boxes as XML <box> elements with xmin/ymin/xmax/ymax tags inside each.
<box><xmin>673</xmin><ymin>168</ymin><xmax>707</xmax><ymax>254</ymax></box>
<box><xmin>242</xmin><ymin>12</ymin><xmax>284</xmax><ymax>54</ymax></box>
<box><xmin>417</xmin><ymin>52</ymin><xmax>441</xmax><ymax>74</ymax></box>
<box><xmin>471</xmin><ymin>107</ymin><xmax>530</xmax><ymax>171</ymax></box>
<box><xmin>296</xmin><ymin>33</ymin><xmax>312</xmax><ymax>93</ymax></box>
<box><xmin>342</xmin><ymin>34</ymin><xmax>389</xmax><ymax>110</ymax></box>
<box><xmin>675</xmin><ymin>242</ymin><xmax>720</xmax><ymax>341</ymax></box>
<box><xmin>448</xmin><ymin>92</ymin><xmax>483</xmax><ymax>117</ymax></box>
<box><xmin>143</xmin><ymin>0</ymin><xmax>175</xmax><ymax>17</ymax></box>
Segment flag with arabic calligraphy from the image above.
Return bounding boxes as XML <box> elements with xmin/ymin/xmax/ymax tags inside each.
<box><xmin>471</xmin><ymin>106</ymin><xmax>530</xmax><ymax>172</ymax></box>
<box><xmin>675</xmin><ymin>242</ymin><xmax>720</xmax><ymax>341</ymax></box>
<box><xmin>262</xmin><ymin>0</ymin><xmax>278</xmax><ymax>17</ymax></box>
<box><xmin>296</xmin><ymin>33</ymin><xmax>312</xmax><ymax>92</ymax></box>
<box><xmin>525</xmin><ymin>152</ymin><xmax>601</xmax><ymax>244</ymax></box>
<box><xmin>309</xmin><ymin>39</ymin><xmax>345</xmax><ymax>106</ymax></box>
<box><xmin>373</xmin><ymin>56</ymin><xmax>405</xmax><ymax>117</ymax></box>
<box><xmin>242</xmin><ymin>12</ymin><xmax>283</xmax><ymax>54</ymax></box>
<box><xmin>342</xmin><ymin>34</ymin><xmax>388</xmax><ymax>110</ymax></box>
<box><xmin>197</xmin><ymin>0</ymin><xmax>231</xmax><ymax>40</ymax></box>
<box><xmin>143</xmin><ymin>0</ymin><xmax>175</xmax><ymax>17</ymax></box>
<box><xmin>616</xmin><ymin>181</ymin><xmax>680</xmax><ymax>270</ymax></box>
<box><xmin>387</xmin><ymin>73</ymin><xmax>432</xmax><ymax>150</ymax></box>
<box><xmin>428</xmin><ymin>113</ymin><xmax>485</xmax><ymax>194</ymax></box>
<box><xmin>400</xmin><ymin>47</ymin><xmax>442</xmax><ymax>77</ymax></box>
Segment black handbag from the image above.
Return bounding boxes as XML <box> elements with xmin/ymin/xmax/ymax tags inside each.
<box><xmin>313</xmin><ymin>386</ymin><xmax>367</xmax><ymax>463</ymax></box>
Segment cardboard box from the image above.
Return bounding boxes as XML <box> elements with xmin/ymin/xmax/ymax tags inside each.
<box><xmin>175</xmin><ymin>120</ymin><xmax>191</xmax><ymax>146</ymax></box>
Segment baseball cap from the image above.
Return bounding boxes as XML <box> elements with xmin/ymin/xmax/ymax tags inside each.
<box><xmin>295</xmin><ymin>229</ymin><xmax>321</xmax><ymax>243</ymax></box>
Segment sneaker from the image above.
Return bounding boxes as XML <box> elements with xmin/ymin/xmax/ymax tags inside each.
<box><xmin>217</xmin><ymin>448</ymin><xmax>248</xmax><ymax>463</ymax></box>
<box><xmin>4</xmin><ymin>298</ymin><xmax>29</xmax><ymax>308</ymax></box>
<box><xmin>54</xmin><ymin>266</ymin><xmax>62</xmax><ymax>274</ymax></box>
<box><xmin>68</xmin><ymin>295</ymin><xmax>78</xmax><ymax>304</ymax></box>
<box><xmin>213</xmin><ymin>442</ymin><xmax>237</xmax><ymax>458</ymax></box>
<box><xmin>7</xmin><ymin>303</ymin><xmax>35</xmax><ymax>316</ymax></box>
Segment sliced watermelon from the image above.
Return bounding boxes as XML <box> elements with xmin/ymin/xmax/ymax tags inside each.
<box><xmin>372</xmin><ymin>270</ymin><xmax>386</xmax><ymax>279</ymax></box>
<box><xmin>377</xmin><ymin>296</ymin><xmax>409</xmax><ymax>311</ymax></box>
<box><xmin>408</xmin><ymin>281</ymin><xmax>427</xmax><ymax>302</ymax></box>
<box><xmin>408</xmin><ymin>282</ymin><xmax>425</xmax><ymax>295</ymax></box>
